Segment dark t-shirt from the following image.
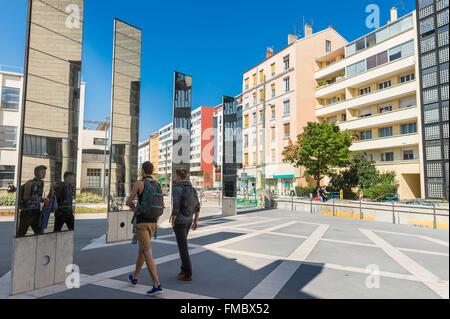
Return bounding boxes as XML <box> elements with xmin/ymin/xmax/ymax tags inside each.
<box><xmin>136</xmin><ymin>177</ymin><xmax>158</xmax><ymax>224</ymax></box>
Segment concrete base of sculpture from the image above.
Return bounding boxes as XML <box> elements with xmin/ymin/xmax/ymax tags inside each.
<box><xmin>222</xmin><ymin>197</ymin><xmax>237</xmax><ymax>217</ymax></box>
<box><xmin>11</xmin><ymin>231</ymin><xmax>74</xmax><ymax>295</ymax></box>
<box><xmin>106</xmin><ymin>211</ymin><xmax>134</xmax><ymax>243</ymax></box>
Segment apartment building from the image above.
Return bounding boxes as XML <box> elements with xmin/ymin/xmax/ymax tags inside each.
<box><xmin>416</xmin><ymin>0</ymin><xmax>449</xmax><ymax>200</ymax></box>
<box><xmin>150</xmin><ymin>131</ymin><xmax>160</xmax><ymax>174</ymax></box>
<box><xmin>138</xmin><ymin>139</ymin><xmax>150</xmax><ymax>167</ymax></box>
<box><xmin>240</xmin><ymin>25</ymin><xmax>347</xmax><ymax>195</ymax></box>
<box><xmin>190</xmin><ymin>106</ymin><xmax>215</xmax><ymax>189</ymax></box>
<box><xmin>0</xmin><ymin>68</ymin><xmax>23</xmax><ymax>193</ymax></box>
<box><xmin>158</xmin><ymin>123</ymin><xmax>173</xmax><ymax>188</ymax></box>
<box><xmin>78</xmin><ymin>127</ymin><xmax>109</xmax><ymax>195</ymax></box>
<box><xmin>315</xmin><ymin>10</ymin><xmax>423</xmax><ymax>200</ymax></box>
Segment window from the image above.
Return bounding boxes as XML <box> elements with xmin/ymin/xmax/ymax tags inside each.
<box><xmin>400</xmin><ymin>73</ymin><xmax>415</xmax><ymax>83</ymax></box>
<box><xmin>367</xmin><ymin>51</ymin><xmax>388</xmax><ymax>70</ymax></box>
<box><xmin>438</xmin><ymin>26</ymin><xmax>449</xmax><ymax>47</ymax></box>
<box><xmin>400</xmin><ymin>97</ymin><xmax>417</xmax><ymax>108</ymax></box>
<box><xmin>93</xmin><ymin>138</ymin><xmax>107</xmax><ymax>146</ymax></box>
<box><xmin>252</xmin><ymin>74</ymin><xmax>257</xmax><ymax>86</ymax></box>
<box><xmin>244</xmin><ymin>134</ymin><xmax>249</xmax><ymax>147</ymax></box>
<box><xmin>425</xmin><ymin>124</ymin><xmax>441</xmax><ymax>140</ymax></box>
<box><xmin>420</xmin><ymin>16</ymin><xmax>435</xmax><ymax>35</ymax></box>
<box><xmin>347</xmin><ymin>60</ymin><xmax>366</xmax><ymax>78</ymax></box>
<box><xmin>389</xmin><ymin>41</ymin><xmax>414</xmax><ymax>61</ymax></box>
<box><xmin>259</xmin><ymin>89</ymin><xmax>264</xmax><ymax>102</ymax></box>
<box><xmin>259</xmin><ymin>111</ymin><xmax>264</xmax><ymax>123</ymax></box>
<box><xmin>244</xmin><ymin>153</ymin><xmax>249</xmax><ymax>166</ymax></box>
<box><xmin>0</xmin><ymin>126</ymin><xmax>17</xmax><ymax>148</ymax></box>
<box><xmin>244</xmin><ymin>114</ymin><xmax>249</xmax><ymax>128</ymax></box>
<box><xmin>401</xmin><ymin>123</ymin><xmax>417</xmax><ymax>134</ymax></box>
<box><xmin>360</xmin><ymin>108</ymin><xmax>372</xmax><ymax>118</ymax></box>
<box><xmin>86</xmin><ymin>169</ymin><xmax>102</xmax><ymax>188</ymax></box>
<box><xmin>283</xmin><ymin>100</ymin><xmax>290</xmax><ymax>116</ymax></box>
<box><xmin>284</xmin><ymin>77</ymin><xmax>290</xmax><ymax>92</ymax></box>
<box><xmin>283</xmin><ymin>55</ymin><xmax>290</xmax><ymax>70</ymax></box>
<box><xmin>378</xmin><ymin>80</ymin><xmax>392</xmax><ymax>90</ymax></box>
<box><xmin>381</xmin><ymin>152</ymin><xmax>394</xmax><ymax>162</ymax></box>
<box><xmin>259</xmin><ymin>70</ymin><xmax>265</xmax><ymax>83</ymax></box>
<box><xmin>284</xmin><ymin>123</ymin><xmax>290</xmax><ymax>139</ymax></box>
<box><xmin>271</xmin><ymin>83</ymin><xmax>276</xmax><ymax>98</ymax></box>
<box><xmin>244</xmin><ymin>78</ymin><xmax>249</xmax><ymax>90</ymax></box>
<box><xmin>341</xmin><ymin>114</ymin><xmax>347</xmax><ymax>122</ymax></box>
<box><xmin>271</xmin><ymin>149</ymin><xmax>276</xmax><ymax>163</ymax></box>
<box><xmin>360</xmin><ymin>130</ymin><xmax>372</xmax><ymax>140</ymax></box>
<box><xmin>253</xmin><ymin>92</ymin><xmax>257</xmax><ymax>105</ymax></box>
<box><xmin>424</xmin><ymin>88</ymin><xmax>439</xmax><ymax>104</ymax></box>
<box><xmin>1</xmin><ymin>87</ymin><xmax>20</xmax><ymax>110</ymax></box>
<box><xmin>422</xmin><ymin>67</ymin><xmax>438</xmax><ymax>88</ymax></box>
<box><xmin>403</xmin><ymin>150</ymin><xmax>415</xmax><ymax>160</ymax></box>
<box><xmin>422</xmin><ymin>52</ymin><xmax>437</xmax><ymax>69</ymax></box>
<box><xmin>252</xmin><ymin>113</ymin><xmax>257</xmax><ymax>125</ymax></box>
<box><xmin>326</xmin><ymin>40</ymin><xmax>332</xmax><ymax>53</ymax></box>
<box><xmin>360</xmin><ymin>86</ymin><xmax>371</xmax><ymax>95</ymax></box>
<box><xmin>271</xmin><ymin>106</ymin><xmax>276</xmax><ymax>120</ymax></box>
<box><xmin>271</xmin><ymin>63</ymin><xmax>276</xmax><ymax>76</ymax></box>
<box><xmin>379</xmin><ymin>127</ymin><xmax>393</xmax><ymax>138</ymax></box>
<box><xmin>0</xmin><ymin>165</ymin><xmax>15</xmax><ymax>188</ymax></box>
<box><xmin>271</xmin><ymin>127</ymin><xmax>276</xmax><ymax>142</ymax></box>
<box><xmin>379</xmin><ymin>104</ymin><xmax>392</xmax><ymax>113</ymax></box>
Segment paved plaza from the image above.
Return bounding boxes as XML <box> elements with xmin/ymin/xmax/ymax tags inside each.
<box><xmin>0</xmin><ymin>204</ymin><xmax>448</xmax><ymax>299</ymax></box>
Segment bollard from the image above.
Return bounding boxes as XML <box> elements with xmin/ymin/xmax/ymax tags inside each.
<box><xmin>310</xmin><ymin>199</ymin><xmax>313</xmax><ymax>214</ymax></box>
<box><xmin>291</xmin><ymin>194</ymin><xmax>294</xmax><ymax>211</ymax></box>
<box><xmin>392</xmin><ymin>201</ymin><xmax>396</xmax><ymax>225</ymax></box>
<box><xmin>359</xmin><ymin>199</ymin><xmax>363</xmax><ymax>220</ymax></box>
<box><xmin>433</xmin><ymin>203</ymin><xmax>437</xmax><ymax>230</ymax></box>
<box><xmin>332</xmin><ymin>198</ymin><xmax>336</xmax><ymax>217</ymax></box>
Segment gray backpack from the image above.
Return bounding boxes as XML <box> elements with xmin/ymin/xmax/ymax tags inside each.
<box><xmin>180</xmin><ymin>185</ymin><xmax>200</xmax><ymax>217</ymax></box>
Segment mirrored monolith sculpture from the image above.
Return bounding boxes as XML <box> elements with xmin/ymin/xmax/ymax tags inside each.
<box><xmin>106</xmin><ymin>19</ymin><xmax>141</xmax><ymax>243</ymax></box>
<box><xmin>11</xmin><ymin>0</ymin><xmax>84</xmax><ymax>295</ymax></box>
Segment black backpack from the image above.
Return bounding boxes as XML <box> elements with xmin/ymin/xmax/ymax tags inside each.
<box><xmin>136</xmin><ymin>178</ymin><xmax>164</xmax><ymax>219</ymax></box>
<box><xmin>180</xmin><ymin>185</ymin><xmax>200</xmax><ymax>217</ymax></box>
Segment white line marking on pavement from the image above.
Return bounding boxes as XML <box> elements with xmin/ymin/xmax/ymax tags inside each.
<box><xmin>360</xmin><ymin>229</ymin><xmax>449</xmax><ymax>299</ymax></box>
<box><xmin>418</xmin><ymin>236</ymin><xmax>449</xmax><ymax>248</ymax></box>
<box><xmin>370</xmin><ymin>229</ymin><xmax>449</xmax><ymax>247</ymax></box>
<box><xmin>0</xmin><ymin>271</ymin><xmax>11</xmax><ymax>299</ymax></box>
<box><xmin>244</xmin><ymin>224</ymin><xmax>329</xmax><ymax>299</ymax></box>
<box><xmin>92</xmin><ymin>279</ymin><xmax>216</xmax><ymax>299</ymax></box>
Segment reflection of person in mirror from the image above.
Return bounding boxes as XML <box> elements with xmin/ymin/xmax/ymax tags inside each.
<box><xmin>17</xmin><ymin>165</ymin><xmax>48</xmax><ymax>237</ymax></box>
<box><xmin>53</xmin><ymin>172</ymin><xmax>76</xmax><ymax>232</ymax></box>
<box><xmin>6</xmin><ymin>182</ymin><xmax>16</xmax><ymax>194</ymax></box>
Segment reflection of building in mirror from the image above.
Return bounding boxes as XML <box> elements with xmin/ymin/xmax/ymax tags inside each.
<box><xmin>15</xmin><ymin>0</ymin><xmax>84</xmax><ymax>238</ymax></box>
<box><xmin>108</xmin><ymin>19</ymin><xmax>142</xmax><ymax>211</ymax></box>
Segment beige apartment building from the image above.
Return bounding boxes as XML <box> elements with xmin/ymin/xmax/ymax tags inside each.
<box><xmin>150</xmin><ymin>132</ymin><xmax>160</xmax><ymax>174</ymax></box>
<box><xmin>314</xmin><ymin>9</ymin><xmax>423</xmax><ymax>200</ymax></box>
<box><xmin>239</xmin><ymin>25</ymin><xmax>347</xmax><ymax>195</ymax></box>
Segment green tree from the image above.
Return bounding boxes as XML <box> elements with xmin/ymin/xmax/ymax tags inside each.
<box><xmin>347</xmin><ymin>152</ymin><xmax>379</xmax><ymax>189</ymax></box>
<box><xmin>283</xmin><ymin>122</ymin><xmax>352</xmax><ymax>188</ymax></box>
<box><xmin>363</xmin><ymin>172</ymin><xmax>399</xmax><ymax>201</ymax></box>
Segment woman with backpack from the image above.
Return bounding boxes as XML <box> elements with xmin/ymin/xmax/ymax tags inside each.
<box><xmin>126</xmin><ymin>162</ymin><xmax>164</xmax><ymax>296</ymax></box>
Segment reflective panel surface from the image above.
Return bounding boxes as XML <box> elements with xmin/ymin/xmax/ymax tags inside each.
<box><xmin>15</xmin><ymin>0</ymin><xmax>84</xmax><ymax>237</ymax></box>
<box><xmin>171</xmin><ymin>72</ymin><xmax>192</xmax><ymax>183</ymax></box>
<box><xmin>108</xmin><ymin>19</ymin><xmax>141</xmax><ymax>211</ymax></box>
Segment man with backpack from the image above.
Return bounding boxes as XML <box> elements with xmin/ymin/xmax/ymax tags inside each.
<box><xmin>53</xmin><ymin>171</ymin><xmax>76</xmax><ymax>232</ymax></box>
<box><xmin>17</xmin><ymin>165</ymin><xmax>48</xmax><ymax>237</ymax></box>
<box><xmin>170</xmin><ymin>168</ymin><xmax>201</xmax><ymax>283</ymax></box>
<box><xmin>126</xmin><ymin>162</ymin><xmax>164</xmax><ymax>297</ymax></box>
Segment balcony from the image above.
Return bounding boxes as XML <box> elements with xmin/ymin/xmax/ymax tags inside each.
<box><xmin>316</xmin><ymin>55</ymin><xmax>416</xmax><ymax>98</ymax></box>
<box><xmin>339</xmin><ymin>106</ymin><xmax>418</xmax><ymax>131</ymax></box>
<box><xmin>351</xmin><ymin>133</ymin><xmax>419</xmax><ymax>152</ymax></box>
<box><xmin>316</xmin><ymin>80</ymin><xmax>417</xmax><ymax>117</ymax></box>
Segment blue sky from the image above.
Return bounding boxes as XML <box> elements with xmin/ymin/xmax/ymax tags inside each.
<box><xmin>0</xmin><ymin>0</ymin><xmax>415</xmax><ymax>141</ymax></box>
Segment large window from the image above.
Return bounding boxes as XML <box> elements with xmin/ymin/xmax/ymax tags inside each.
<box><xmin>381</xmin><ymin>152</ymin><xmax>394</xmax><ymax>162</ymax></box>
<box><xmin>283</xmin><ymin>55</ymin><xmax>290</xmax><ymax>70</ymax></box>
<box><xmin>1</xmin><ymin>87</ymin><xmax>20</xmax><ymax>110</ymax></box>
<box><xmin>284</xmin><ymin>123</ymin><xmax>290</xmax><ymax>138</ymax></box>
<box><xmin>360</xmin><ymin>130</ymin><xmax>372</xmax><ymax>140</ymax></box>
<box><xmin>86</xmin><ymin>169</ymin><xmax>102</xmax><ymax>188</ymax></box>
<box><xmin>0</xmin><ymin>165</ymin><xmax>15</xmax><ymax>188</ymax></box>
<box><xmin>284</xmin><ymin>77</ymin><xmax>290</xmax><ymax>92</ymax></box>
<box><xmin>389</xmin><ymin>41</ymin><xmax>415</xmax><ymax>61</ymax></box>
<box><xmin>0</xmin><ymin>126</ymin><xmax>17</xmax><ymax>148</ymax></box>
<box><xmin>401</xmin><ymin>123</ymin><xmax>418</xmax><ymax>134</ymax></box>
<box><xmin>283</xmin><ymin>100</ymin><xmax>290</xmax><ymax>116</ymax></box>
<box><xmin>379</xmin><ymin>127</ymin><xmax>393</xmax><ymax>138</ymax></box>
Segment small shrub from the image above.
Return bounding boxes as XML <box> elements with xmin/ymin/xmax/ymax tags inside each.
<box><xmin>0</xmin><ymin>193</ymin><xmax>16</xmax><ymax>206</ymax></box>
<box><xmin>75</xmin><ymin>192</ymin><xmax>105</xmax><ymax>204</ymax></box>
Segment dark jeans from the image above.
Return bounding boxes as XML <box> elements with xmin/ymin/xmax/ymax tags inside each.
<box><xmin>173</xmin><ymin>222</ymin><xmax>192</xmax><ymax>277</ymax></box>
<box><xmin>17</xmin><ymin>209</ymin><xmax>43</xmax><ymax>237</ymax></box>
<box><xmin>54</xmin><ymin>210</ymin><xmax>75</xmax><ymax>232</ymax></box>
